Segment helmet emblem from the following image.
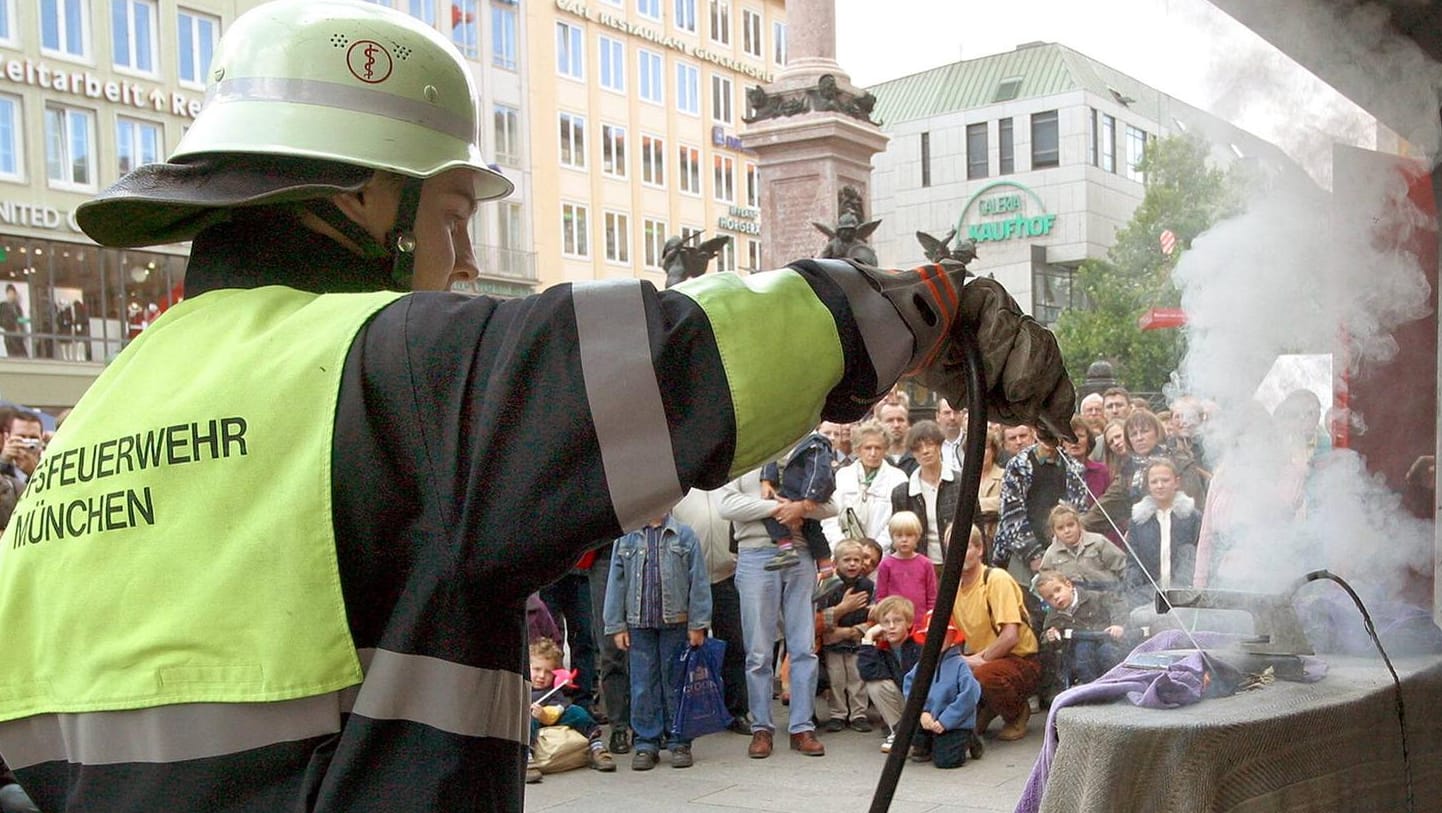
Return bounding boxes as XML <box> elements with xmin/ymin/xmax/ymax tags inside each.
<box><xmin>346</xmin><ymin>40</ymin><xmax>394</xmax><ymax>84</ymax></box>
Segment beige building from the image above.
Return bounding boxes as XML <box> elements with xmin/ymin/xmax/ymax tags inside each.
<box><xmin>0</xmin><ymin>0</ymin><xmax>535</xmax><ymax>411</ymax></box>
<box><xmin>527</xmin><ymin>0</ymin><xmax>786</xmax><ymax>289</ymax></box>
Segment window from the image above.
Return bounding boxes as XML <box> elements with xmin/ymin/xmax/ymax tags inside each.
<box><xmin>599</xmin><ymin>36</ymin><xmax>624</xmax><ymax>92</ymax></box>
<box><xmin>1032</xmin><ymin>264</ymin><xmax>1081</xmax><ymax>327</ymax></box>
<box><xmin>493</xmin><ymin>104</ymin><xmax>520</xmax><ymax>166</ymax></box>
<box><xmin>742</xmin><ymin>9</ymin><xmax>762</xmax><ymax>58</ymax></box>
<box><xmin>676</xmin><ymin>63</ymin><xmax>699</xmax><ymax>115</ymax></box>
<box><xmin>556</xmin><ymin>21</ymin><xmax>583</xmax><ymax>79</ymax></box>
<box><xmin>497</xmin><ymin>201</ymin><xmax>526</xmax><ymax>277</ymax></box>
<box><xmin>44</xmin><ymin>104</ymin><xmax>95</xmax><ymax>189</ymax></box>
<box><xmin>408</xmin><ymin>0</ymin><xmax>437</xmax><ymax>26</ymax></box>
<box><xmin>637</xmin><ymin>0</ymin><xmax>660</xmax><ymax>20</ymax></box>
<box><xmin>711</xmin><ymin>75</ymin><xmax>732</xmax><ymax>124</ymax></box>
<box><xmin>451</xmin><ymin>0</ymin><xmax>479</xmax><ymax>57</ymax></box>
<box><xmin>638</xmin><ymin>49</ymin><xmax>663</xmax><ymax>103</ymax></box>
<box><xmin>744</xmin><ymin>162</ymin><xmax>758</xmax><ymax>207</ymax></box>
<box><xmin>992</xmin><ymin>76</ymin><xmax>1022</xmax><ymax>103</ymax></box>
<box><xmin>177</xmin><ymin>10</ymin><xmax>218</xmax><ymax>86</ymax></box>
<box><xmin>601</xmin><ymin>123</ymin><xmax>627</xmax><ymax>178</ymax></box>
<box><xmin>0</xmin><ymin>0</ymin><xmax>13</xmax><ymax>44</ymax></box>
<box><xmin>746</xmin><ymin>238</ymin><xmax>760</xmax><ymax>273</ymax></box>
<box><xmin>678</xmin><ymin>144</ymin><xmax>700</xmax><ymax>194</ymax></box>
<box><xmin>709</xmin><ymin>0</ymin><xmax>729</xmax><ymax>45</ymax></box>
<box><xmin>115</xmin><ymin>116</ymin><xmax>161</xmax><ymax>175</ymax></box>
<box><xmin>772</xmin><ymin>21</ymin><xmax>786</xmax><ymax>64</ymax></box>
<box><xmin>674</xmin><ymin>0</ymin><xmax>696</xmax><ymax>32</ymax></box>
<box><xmin>491</xmin><ymin>3</ymin><xmax>517</xmax><ymax>70</ymax></box>
<box><xmin>966</xmin><ymin>122</ymin><xmax>987</xmax><ymax>180</ymax></box>
<box><xmin>561</xmin><ymin>203</ymin><xmax>589</xmax><ymax>258</ymax></box>
<box><xmin>0</xmin><ymin>95</ymin><xmax>22</xmax><ymax>180</ymax></box>
<box><xmin>716</xmin><ymin>238</ymin><xmax>735</xmax><ymax>272</ymax></box>
<box><xmin>604</xmin><ymin>211</ymin><xmax>630</xmax><ymax>263</ymax></box>
<box><xmin>713</xmin><ymin>154</ymin><xmax>734</xmax><ymax>202</ymax></box>
<box><xmin>559</xmin><ymin>112</ymin><xmax>586</xmax><ymax>169</ymax></box>
<box><xmin>1087</xmin><ymin>108</ymin><xmax>1097</xmax><ymax>167</ymax></box>
<box><xmin>920</xmin><ymin>131</ymin><xmax>930</xmax><ymax>188</ymax></box>
<box><xmin>1031</xmin><ymin>110</ymin><xmax>1059</xmax><ymax>169</ymax></box>
<box><xmin>641</xmin><ymin>133</ymin><xmax>665</xmax><ymax>186</ymax></box>
<box><xmin>112</xmin><ymin>0</ymin><xmax>157</xmax><ymax>74</ymax></box>
<box><xmin>42</xmin><ymin>0</ymin><xmax>90</xmax><ymax>59</ymax></box>
<box><xmin>643</xmin><ymin>218</ymin><xmax>667</xmax><ymax>268</ymax></box>
<box><xmin>1125</xmin><ymin>125</ymin><xmax>1146</xmax><ymax>182</ymax></box>
<box><xmin>1100</xmin><ymin>113</ymin><xmax>1116</xmax><ymax>173</ymax></box>
<box><xmin>999</xmin><ymin>118</ymin><xmax>1014</xmax><ymax>175</ymax></box>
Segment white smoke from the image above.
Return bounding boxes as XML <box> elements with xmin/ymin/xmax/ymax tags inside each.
<box><xmin>1173</xmin><ymin>109</ymin><xmax>1435</xmax><ymax>600</ymax></box>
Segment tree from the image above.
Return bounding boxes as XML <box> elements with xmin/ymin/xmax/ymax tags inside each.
<box><xmin>1055</xmin><ymin>135</ymin><xmax>1244</xmax><ymax>394</ymax></box>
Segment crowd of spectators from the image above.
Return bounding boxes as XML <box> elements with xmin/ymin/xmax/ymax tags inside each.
<box><xmin>508</xmin><ymin>382</ymin><xmax>1345</xmax><ymax>776</ymax></box>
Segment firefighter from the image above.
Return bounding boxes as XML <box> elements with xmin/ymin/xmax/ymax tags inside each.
<box><xmin>0</xmin><ymin>1</ymin><xmax>1073</xmax><ymax>811</ymax></box>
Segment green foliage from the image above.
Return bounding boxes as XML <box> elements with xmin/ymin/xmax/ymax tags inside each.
<box><xmin>1054</xmin><ymin>135</ymin><xmax>1242</xmax><ymax>393</ymax></box>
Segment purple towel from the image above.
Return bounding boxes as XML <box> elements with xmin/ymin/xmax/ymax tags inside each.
<box><xmin>1014</xmin><ymin>630</ymin><xmax>1318</xmax><ymax>813</ymax></box>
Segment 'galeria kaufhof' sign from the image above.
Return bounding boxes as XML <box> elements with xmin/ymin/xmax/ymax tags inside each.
<box><xmin>955</xmin><ymin>181</ymin><xmax>1057</xmax><ymax>244</ymax></box>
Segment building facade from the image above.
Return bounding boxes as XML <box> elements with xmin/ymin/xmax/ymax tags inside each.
<box><xmin>527</xmin><ymin>0</ymin><xmax>786</xmax><ymax>289</ymax></box>
<box><xmin>867</xmin><ymin>42</ymin><xmax>1300</xmax><ymax>325</ymax></box>
<box><xmin>0</xmin><ymin>0</ymin><xmax>536</xmax><ymax>410</ymax></box>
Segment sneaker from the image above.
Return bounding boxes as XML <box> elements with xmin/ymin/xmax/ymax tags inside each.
<box><xmin>850</xmin><ymin>718</ymin><xmax>873</xmax><ymax>733</ymax></box>
<box><xmin>525</xmin><ymin>761</ymin><xmax>543</xmax><ymax>784</ymax></box>
<box><xmin>589</xmin><ymin>748</ymin><xmax>616</xmax><ymax>772</ymax></box>
<box><xmin>812</xmin><ymin>574</ymin><xmax>844</xmax><ymax>603</ymax></box>
<box><xmin>824</xmin><ymin>718</ymin><xmax>846</xmax><ymax>733</ymax></box>
<box><xmin>609</xmin><ymin>727</ymin><xmax>632</xmax><ymax>755</ymax></box>
<box><xmin>880</xmin><ymin>732</ymin><xmax>896</xmax><ymax>754</ymax></box>
<box><xmin>764</xmin><ymin>547</ymin><xmax>800</xmax><ymax>571</ymax></box>
<box><xmin>631</xmin><ymin>750</ymin><xmax>658</xmax><ymax>771</ymax></box>
<box><xmin>670</xmin><ymin>744</ymin><xmax>694</xmax><ymax>768</ymax></box>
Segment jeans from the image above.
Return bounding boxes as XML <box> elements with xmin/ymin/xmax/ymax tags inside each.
<box><xmin>540</xmin><ymin>573</ymin><xmax>596</xmax><ymax>711</ymax></box>
<box><xmin>588</xmin><ymin>553</ymin><xmax>629</xmax><ymax>728</ymax></box>
<box><xmin>627</xmin><ymin>624</ymin><xmax>690</xmax><ymax>752</ymax></box>
<box><xmin>735</xmin><ymin>545</ymin><xmax>818</xmax><ymax>734</ymax></box>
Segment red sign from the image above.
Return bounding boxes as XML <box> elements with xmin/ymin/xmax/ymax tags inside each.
<box><xmin>1138</xmin><ymin>307</ymin><xmax>1187</xmax><ymax>330</ymax></box>
<box><xmin>1159</xmin><ymin>228</ymin><xmax>1177</xmax><ymax>255</ymax></box>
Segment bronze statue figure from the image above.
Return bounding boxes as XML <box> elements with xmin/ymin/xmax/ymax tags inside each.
<box><xmin>916</xmin><ymin>229</ymin><xmax>978</xmax><ymax>265</ymax></box>
<box><xmin>662</xmin><ymin>231</ymin><xmax>731</xmax><ymax>288</ymax></box>
<box><xmin>813</xmin><ymin>211</ymin><xmax>881</xmax><ymax>266</ymax></box>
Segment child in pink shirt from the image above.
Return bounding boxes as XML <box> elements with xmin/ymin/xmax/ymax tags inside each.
<box><xmin>873</xmin><ymin>511</ymin><xmax>937</xmax><ymax>632</ymax></box>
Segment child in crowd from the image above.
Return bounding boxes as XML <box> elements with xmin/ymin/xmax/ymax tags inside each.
<box><xmin>859</xmin><ymin>537</ymin><xmax>885</xmax><ymax>577</ymax></box>
<box><xmin>873</xmin><ymin>511</ymin><xmax>937</xmax><ymax>632</ymax></box>
<box><xmin>1034</xmin><ymin>570</ymin><xmax>1128</xmax><ymax>686</ymax></box>
<box><xmin>527</xmin><ymin>638</ymin><xmax>615</xmax><ymax>783</ymax></box>
<box><xmin>602</xmin><ymin>514</ymin><xmax>712</xmax><ymax>771</ymax></box>
<box><xmin>816</xmin><ymin>539</ymin><xmax>876</xmax><ymax>733</ymax></box>
<box><xmin>858</xmin><ymin>595</ymin><xmax>922</xmax><ymax>754</ymax></box>
<box><xmin>901</xmin><ymin>612</ymin><xmax>982</xmax><ymax>769</ymax></box>
<box><xmin>1037</xmin><ymin>503</ymin><xmax>1126</xmax><ymax>588</ymax></box>
<box><xmin>760</xmin><ymin>429</ymin><xmax>837</xmax><ymax>571</ymax></box>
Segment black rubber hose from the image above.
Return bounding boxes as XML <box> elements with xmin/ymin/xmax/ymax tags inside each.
<box><xmin>869</xmin><ymin>329</ymin><xmax>988</xmax><ymax>813</ymax></box>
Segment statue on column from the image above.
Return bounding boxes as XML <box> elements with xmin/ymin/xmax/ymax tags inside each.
<box><xmin>916</xmin><ymin>228</ymin><xmax>978</xmax><ymax>265</ymax></box>
<box><xmin>662</xmin><ymin>231</ymin><xmax>732</xmax><ymax>288</ymax></box>
<box><xmin>813</xmin><ymin>187</ymin><xmax>880</xmax><ymax>266</ymax></box>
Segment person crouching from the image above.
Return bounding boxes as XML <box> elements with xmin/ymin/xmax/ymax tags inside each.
<box><xmin>901</xmin><ymin>612</ymin><xmax>982</xmax><ymax>769</ymax></box>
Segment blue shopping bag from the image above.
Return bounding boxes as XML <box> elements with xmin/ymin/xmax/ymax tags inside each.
<box><xmin>669</xmin><ymin>637</ymin><xmax>732</xmax><ymax>740</ymax></box>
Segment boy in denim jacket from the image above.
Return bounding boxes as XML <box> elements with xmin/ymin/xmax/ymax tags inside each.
<box><xmin>602</xmin><ymin>514</ymin><xmax>713</xmax><ymax>770</ymax></box>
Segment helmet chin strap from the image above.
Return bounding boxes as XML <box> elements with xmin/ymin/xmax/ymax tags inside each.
<box><xmin>384</xmin><ymin>177</ymin><xmax>425</xmax><ymax>290</ymax></box>
<box><xmin>303</xmin><ymin>175</ymin><xmax>426</xmax><ymax>291</ymax></box>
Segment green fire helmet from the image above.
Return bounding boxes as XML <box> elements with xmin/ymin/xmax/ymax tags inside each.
<box><xmin>77</xmin><ymin>0</ymin><xmax>512</xmax><ymax>248</ymax></box>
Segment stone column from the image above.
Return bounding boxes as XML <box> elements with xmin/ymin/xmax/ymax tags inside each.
<box><xmin>740</xmin><ymin>0</ymin><xmax>888</xmax><ymax>269</ymax></box>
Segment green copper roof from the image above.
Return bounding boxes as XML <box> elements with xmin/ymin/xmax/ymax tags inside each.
<box><xmin>870</xmin><ymin>42</ymin><xmax>1163</xmax><ymax>124</ymax></box>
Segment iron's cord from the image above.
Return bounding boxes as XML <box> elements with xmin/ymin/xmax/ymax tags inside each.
<box><xmin>1303</xmin><ymin>570</ymin><xmax>1413</xmax><ymax>813</ymax></box>
<box><xmin>869</xmin><ymin>330</ymin><xmax>987</xmax><ymax>813</ymax></box>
